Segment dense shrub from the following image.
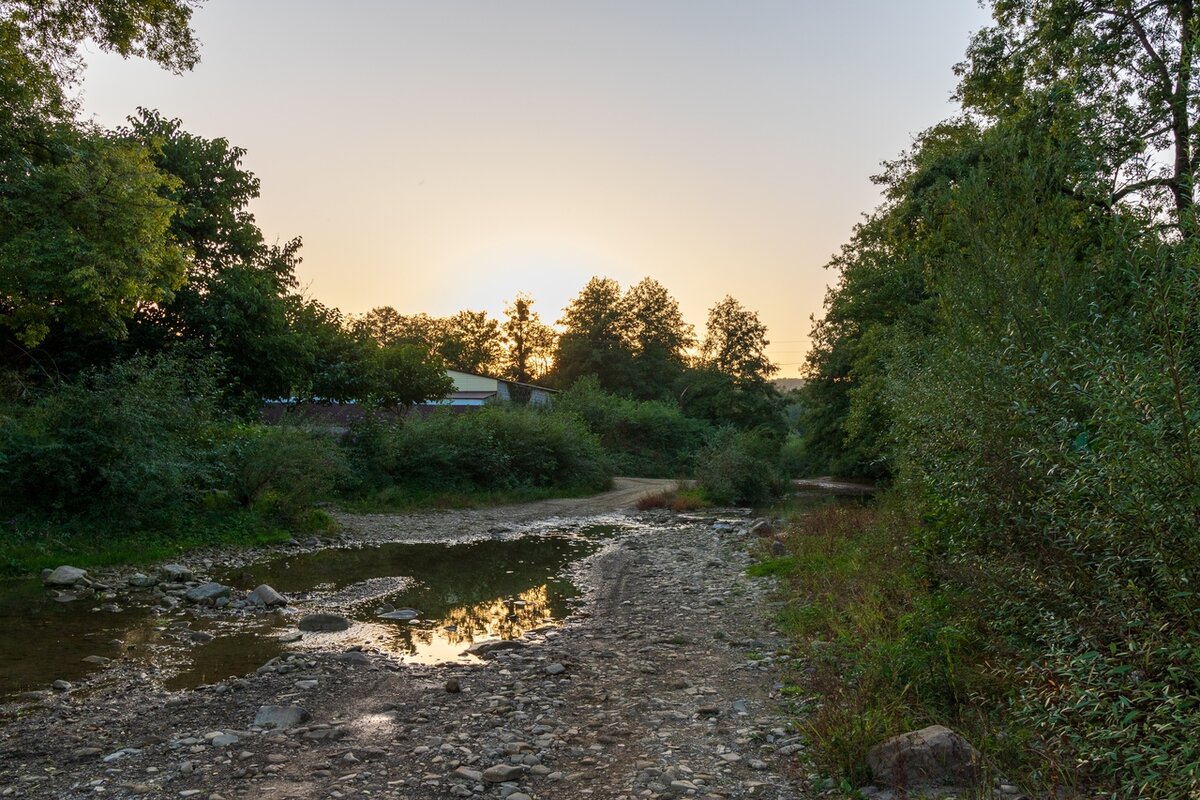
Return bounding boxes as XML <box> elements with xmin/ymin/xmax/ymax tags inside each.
<box><xmin>555</xmin><ymin>377</ymin><xmax>711</xmax><ymax>476</ymax></box>
<box><xmin>694</xmin><ymin>428</ymin><xmax>785</xmax><ymax>506</ymax></box>
<box><xmin>341</xmin><ymin>404</ymin><xmax>612</xmax><ymax>498</ymax></box>
<box><xmin>222</xmin><ymin>425</ymin><xmax>346</xmax><ymax>524</ymax></box>
<box><xmin>0</xmin><ymin>355</ymin><xmax>224</xmax><ymax>529</ymax></box>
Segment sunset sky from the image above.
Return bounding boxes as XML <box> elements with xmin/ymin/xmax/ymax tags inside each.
<box><xmin>80</xmin><ymin>1</ymin><xmax>990</xmax><ymax>376</ymax></box>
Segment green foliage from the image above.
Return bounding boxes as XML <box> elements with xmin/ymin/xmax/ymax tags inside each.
<box><xmin>556</xmin><ymin>376</ymin><xmax>711</xmax><ymax>476</ymax></box>
<box><xmin>694</xmin><ymin>428</ymin><xmax>785</xmax><ymax>506</ymax></box>
<box><xmin>341</xmin><ymin>404</ymin><xmax>612</xmax><ymax>500</ymax></box>
<box><xmin>0</xmin><ymin>126</ymin><xmax>187</xmax><ymax>346</ymax></box>
<box><xmin>222</xmin><ymin>425</ymin><xmax>345</xmax><ymax>525</ymax></box>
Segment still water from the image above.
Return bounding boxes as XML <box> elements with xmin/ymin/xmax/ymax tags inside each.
<box><xmin>0</xmin><ymin>523</ymin><xmax>628</xmax><ymax>699</ymax></box>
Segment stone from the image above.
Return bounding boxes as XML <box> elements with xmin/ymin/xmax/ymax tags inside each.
<box><xmin>481</xmin><ymin>763</ymin><xmax>524</xmax><ymax>782</ymax></box>
<box><xmin>43</xmin><ymin>565</ymin><xmax>87</xmax><ymax>587</ymax></box>
<box><xmin>545</xmin><ymin>662</ymin><xmax>566</xmax><ymax>675</ymax></box>
<box><xmin>294</xmin><ymin>679</ymin><xmax>318</xmax><ymax>690</ymax></box>
<box><xmin>160</xmin><ymin>563</ymin><xmax>192</xmax><ymax>581</ymax></box>
<box><xmin>749</xmin><ymin>519</ymin><xmax>774</xmax><ymax>537</ymax></box>
<box><xmin>249</xmin><ymin>584</ymin><xmax>287</xmax><ymax>606</ymax></box>
<box><xmin>210</xmin><ymin>733</ymin><xmax>239</xmax><ymax>747</ymax></box>
<box><xmin>298</xmin><ymin>613</ymin><xmax>352</xmax><ymax>632</ymax></box>
<box><xmin>464</xmin><ymin>639</ymin><xmax>526</xmax><ymax>657</ymax></box>
<box><xmin>866</xmin><ymin>724</ymin><xmax>981</xmax><ymax>789</ymax></box>
<box><xmin>453</xmin><ymin>766</ymin><xmax>482</xmax><ymax>782</ymax></box>
<box><xmin>278</xmin><ymin>631</ymin><xmax>303</xmax><ymax>643</ymax></box>
<box><xmin>127</xmin><ymin>573</ymin><xmax>158</xmax><ymax>588</ymax></box>
<box><xmin>254</xmin><ymin>705</ymin><xmax>310</xmax><ymax>730</ymax></box>
<box><xmin>377</xmin><ymin>608</ymin><xmax>419</xmax><ymax>620</ymax></box>
<box><xmin>335</xmin><ymin>651</ymin><xmax>369</xmax><ymax>664</ymax></box>
<box><xmin>51</xmin><ymin>680</ymin><xmax>71</xmax><ymax>691</ymax></box>
<box><xmin>184</xmin><ymin>582</ymin><xmax>231</xmax><ymax>604</ymax></box>
<box><xmin>82</xmin><ymin>655</ymin><xmax>112</xmax><ymax>666</ymax></box>
<box><xmin>445</xmin><ymin>678</ymin><xmax>461</xmax><ymax>693</ymax></box>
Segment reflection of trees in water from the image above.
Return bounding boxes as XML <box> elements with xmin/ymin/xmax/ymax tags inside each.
<box><xmin>386</xmin><ymin>585</ymin><xmax>556</xmax><ymax>654</ymax></box>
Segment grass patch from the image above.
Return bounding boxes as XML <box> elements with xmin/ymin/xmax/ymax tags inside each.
<box><xmin>750</xmin><ymin>496</ymin><xmax>984</xmax><ymax>785</ymax></box>
<box><xmin>342</xmin><ymin>483</ymin><xmax>606</xmax><ymax>513</ymax></box>
<box><xmin>635</xmin><ymin>485</ymin><xmax>710</xmax><ymax>512</ymax></box>
<box><xmin>0</xmin><ymin>508</ymin><xmax>325</xmax><ymax>576</ymax></box>
<box><xmin>746</xmin><ymin>555</ymin><xmax>796</xmax><ymax>577</ymax></box>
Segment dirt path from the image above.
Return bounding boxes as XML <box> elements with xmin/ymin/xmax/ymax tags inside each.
<box><xmin>0</xmin><ymin>482</ymin><xmax>814</xmax><ymax>799</ymax></box>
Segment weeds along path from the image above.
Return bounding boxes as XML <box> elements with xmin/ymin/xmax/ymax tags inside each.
<box><xmin>0</xmin><ymin>480</ymin><xmax>812</xmax><ymax>799</ymax></box>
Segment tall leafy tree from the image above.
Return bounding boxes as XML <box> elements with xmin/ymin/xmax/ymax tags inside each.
<box><xmin>623</xmin><ymin>277</ymin><xmax>695</xmax><ymax>399</ymax></box>
<box><xmin>699</xmin><ymin>296</ymin><xmax>777</xmax><ymax>386</ymax></box>
<box><xmin>440</xmin><ymin>310</ymin><xmax>502</xmax><ymax>375</ymax></box>
<box><xmin>959</xmin><ymin>0</ymin><xmax>1200</xmax><ymax>230</ymax></box>
<box><xmin>552</xmin><ymin>276</ymin><xmax>634</xmax><ymax>391</ymax></box>
<box><xmin>501</xmin><ymin>293</ymin><xmax>555</xmax><ymax>384</ymax></box>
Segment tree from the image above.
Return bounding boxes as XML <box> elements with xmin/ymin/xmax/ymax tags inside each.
<box><xmin>123</xmin><ymin>108</ymin><xmax>267</xmax><ymax>279</ymax></box>
<box><xmin>699</xmin><ymin>296</ymin><xmax>777</xmax><ymax>386</ymax></box>
<box><xmin>501</xmin><ymin>293</ymin><xmax>555</xmax><ymax>384</ymax></box>
<box><xmin>552</xmin><ymin>276</ymin><xmax>634</xmax><ymax>391</ymax></box>
<box><xmin>440</xmin><ymin>310</ymin><xmax>502</xmax><ymax>375</ymax></box>
<box><xmin>370</xmin><ymin>343</ymin><xmax>453</xmax><ymax>408</ymax></box>
<box><xmin>0</xmin><ymin>127</ymin><xmax>187</xmax><ymax>347</ymax></box>
<box><xmin>623</xmin><ymin>277</ymin><xmax>695</xmax><ymax>398</ymax></box>
<box><xmin>958</xmin><ymin>0</ymin><xmax>1200</xmax><ymax>231</ymax></box>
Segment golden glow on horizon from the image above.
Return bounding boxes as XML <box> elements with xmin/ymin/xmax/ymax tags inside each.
<box><xmin>79</xmin><ymin>1</ymin><xmax>991</xmax><ymax>376</ymax></box>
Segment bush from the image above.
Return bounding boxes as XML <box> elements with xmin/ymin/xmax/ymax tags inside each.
<box><xmin>341</xmin><ymin>404</ymin><xmax>612</xmax><ymax>498</ymax></box>
<box><xmin>694</xmin><ymin>428</ymin><xmax>785</xmax><ymax>506</ymax></box>
<box><xmin>222</xmin><ymin>425</ymin><xmax>345</xmax><ymax>524</ymax></box>
<box><xmin>556</xmin><ymin>376</ymin><xmax>711</xmax><ymax>476</ymax></box>
<box><xmin>0</xmin><ymin>355</ymin><xmax>224</xmax><ymax>529</ymax></box>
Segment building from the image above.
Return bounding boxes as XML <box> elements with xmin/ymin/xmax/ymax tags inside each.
<box><xmin>430</xmin><ymin>370</ymin><xmax>558</xmax><ymax>408</ymax></box>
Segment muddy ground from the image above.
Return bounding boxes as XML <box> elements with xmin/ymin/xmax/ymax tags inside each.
<box><xmin>0</xmin><ymin>478</ymin><xmax>820</xmax><ymax>799</ymax></box>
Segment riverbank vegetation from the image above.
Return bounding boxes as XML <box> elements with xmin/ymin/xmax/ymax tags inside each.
<box><xmin>0</xmin><ymin>2</ymin><xmax>797</xmax><ymax>574</ymax></box>
<box><xmin>786</xmin><ymin>1</ymin><xmax>1200</xmax><ymax>795</ymax></box>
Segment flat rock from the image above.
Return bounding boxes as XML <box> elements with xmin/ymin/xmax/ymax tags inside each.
<box><xmin>159</xmin><ymin>563</ymin><xmax>192</xmax><ymax>581</ymax></box>
<box><xmin>184</xmin><ymin>582</ymin><xmax>231</xmax><ymax>604</ymax></box>
<box><xmin>126</xmin><ymin>573</ymin><xmax>157</xmax><ymax>588</ymax></box>
<box><xmin>377</xmin><ymin>608</ymin><xmax>419</xmax><ymax>620</ymax></box>
<box><xmin>254</xmin><ymin>704</ymin><xmax>310</xmax><ymax>730</ymax></box>
<box><xmin>298</xmin><ymin>613</ymin><xmax>351</xmax><ymax>632</ymax></box>
<box><xmin>481</xmin><ymin>763</ymin><xmax>525</xmax><ymax>782</ymax></box>
<box><xmin>464</xmin><ymin>639</ymin><xmax>526</xmax><ymax>657</ymax></box>
<box><xmin>43</xmin><ymin>566</ymin><xmax>87</xmax><ymax>587</ymax></box>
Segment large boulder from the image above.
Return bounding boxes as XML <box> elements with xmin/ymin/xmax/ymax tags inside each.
<box><xmin>43</xmin><ymin>566</ymin><xmax>88</xmax><ymax>587</ymax></box>
<box><xmin>866</xmin><ymin>725</ymin><xmax>981</xmax><ymax>789</ymax></box>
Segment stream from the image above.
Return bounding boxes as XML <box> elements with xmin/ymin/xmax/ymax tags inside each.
<box><xmin>0</xmin><ymin>521</ymin><xmax>631</xmax><ymax>700</ymax></box>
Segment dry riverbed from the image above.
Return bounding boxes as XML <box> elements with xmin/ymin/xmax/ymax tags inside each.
<box><xmin>0</xmin><ymin>479</ymin><xmax>818</xmax><ymax>799</ymax></box>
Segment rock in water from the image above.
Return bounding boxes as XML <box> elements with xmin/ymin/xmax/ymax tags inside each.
<box><xmin>254</xmin><ymin>704</ymin><xmax>310</xmax><ymax>730</ymax></box>
<box><xmin>185</xmin><ymin>582</ymin><xmax>231</xmax><ymax>604</ymax></box>
<box><xmin>298</xmin><ymin>613</ymin><xmax>351</xmax><ymax>632</ymax></box>
<box><xmin>43</xmin><ymin>566</ymin><xmax>87</xmax><ymax>587</ymax></box>
<box><xmin>866</xmin><ymin>724</ymin><xmax>981</xmax><ymax>788</ymax></box>
<box><xmin>159</xmin><ymin>563</ymin><xmax>192</xmax><ymax>582</ymax></box>
<box><xmin>464</xmin><ymin>639</ymin><xmax>526</xmax><ymax>657</ymax></box>
<box><xmin>377</xmin><ymin>608</ymin><xmax>419</xmax><ymax>620</ymax></box>
<box><xmin>249</xmin><ymin>584</ymin><xmax>287</xmax><ymax>606</ymax></box>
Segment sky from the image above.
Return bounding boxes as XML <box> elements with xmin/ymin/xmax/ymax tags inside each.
<box><xmin>80</xmin><ymin>1</ymin><xmax>991</xmax><ymax>377</ymax></box>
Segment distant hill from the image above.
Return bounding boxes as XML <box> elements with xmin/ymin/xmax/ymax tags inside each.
<box><xmin>773</xmin><ymin>378</ymin><xmax>806</xmax><ymax>393</ymax></box>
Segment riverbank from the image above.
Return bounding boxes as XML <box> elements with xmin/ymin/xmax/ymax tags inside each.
<box><xmin>0</xmin><ymin>478</ymin><xmax>823</xmax><ymax>799</ymax></box>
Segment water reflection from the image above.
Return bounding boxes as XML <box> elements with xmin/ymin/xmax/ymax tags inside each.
<box><xmin>0</xmin><ymin>525</ymin><xmax>624</xmax><ymax>700</ymax></box>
